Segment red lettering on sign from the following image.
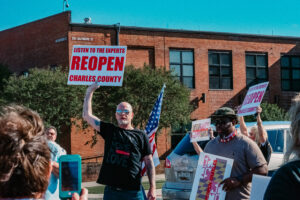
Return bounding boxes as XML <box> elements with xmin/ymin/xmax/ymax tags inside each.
<box><xmin>98</xmin><ymin>57</ymin><xmax>107</xmax><ymax>71</ymax></box>
<box><xmin>81</xmin><ymin>56</ymin><xmax>88</xmax><ymax>70</ymax></box>
<box><xmin>115</xmin><ymin>57</ymin><xmax>124</xmax><ymax>71</ymax></box>
<box><xmin>88</xmin><ymin>56</ymin><xmax>97</xmax><ymax>71</ymax></box>
<box><xmin>71</xmin><ymin>56</ymin><xmax>81</xmax><ymax>70</ymax></box>
<box><xmin>255</xmin><ymin>91</ymin><xmax>264</xmax><ymax>103</ymax></box>
<box><xmin>69</xmin><ymin>75</ymin><xmax>73</xmax><ymax>81</ymax></box>
<box><xmin>107</xmin><ymin>57</ymin><xmax>114</xmax><ymax>71</ymax></box>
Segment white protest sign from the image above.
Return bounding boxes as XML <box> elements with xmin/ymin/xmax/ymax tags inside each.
<box><xmin>190</xmin><ymin>118</ymin><xmax>211</xmax><ymax>142</ymax></box>
<box><xmin>190</xmin><ymin>153</ymin><xmax>233</xmax><ymax>200</ymax></box>
<box><xmin>67</xmin><ymin>45</ymin><xmax>127</xmax><ymax>86</ymax></box>
<box><xmin>238</xmin><ymin>82</ymin><xmax>269</xmax><ymax>116</ymax></box>
<box><xmin>250</xmin><ymin>175</ymin><xmax>271</xmax><ymax>200</ymax></box>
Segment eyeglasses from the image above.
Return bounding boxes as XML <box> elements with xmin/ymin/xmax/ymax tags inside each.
<box><xmin>116</xmin><ymin>109</ymin><xmax>130</xmax><ymax>115</ymax></box>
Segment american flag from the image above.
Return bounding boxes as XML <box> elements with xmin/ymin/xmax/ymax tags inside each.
<box><xmin>141</xmin><ymin>84</ymin><xmax>166</xmax><ymax>176</ymax></box>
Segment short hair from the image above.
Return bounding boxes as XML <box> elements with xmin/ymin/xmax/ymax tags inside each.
<box><xmin>116</xmin><ymin>102</ymin><xmax>133</xmax><ymax>112</ymax></box>
<box><xmin>285</xmin><ymin>94</ymin><xmax>300</xmax><ymax>162</ymax></box>
<box><xmin>45</xmin><ymin>126</ymin><xmax>57</xmax><ymax>135</ymax></box>
<box><xmin>250</xmin><ymin>126</ymin><xmax>261</xmax><ymax>145</ymax></box>
<box><xmin>0</xmin><ymin>105</ymin><xmax>51</xmax><ymax>198</ymax></box>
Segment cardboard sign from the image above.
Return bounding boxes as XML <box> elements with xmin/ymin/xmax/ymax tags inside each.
<box><xmin>190</xmin><ymin>118</ymin><xmax>211</xmax><ymax>142</ymax></box>
<box><xmin>238</xmin><ymin>82</ymin><xmax>269</xmax><ymax>116</ymax></box>
<box><xmin>250</xmin><ymin>175</ymin><xmax>271</xmax><ymax>200</ymax></box>
<box><xmin>190</xmin><ymin>153</ymin><xmax>233</xmax><ymax>200</ymax></box>
<box><xmin>67</xmin><ymin>45</ymin><xmax>127</xmax><ymax>86</ymax></box>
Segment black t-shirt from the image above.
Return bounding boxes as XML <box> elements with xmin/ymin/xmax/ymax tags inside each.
<box><xmin>97</xmin><ymin>121</ymin><xmax>152</xmax><ymax>190</ymax></box>
<box><xmin>264</xmin><ymin>160</ymin><xmax>300</xmax><ymax>200</ymax></box>
<box><xmin>260</xmin><ymin>139</ymin><xmax>272</xmax><ymax>164</ymax></box>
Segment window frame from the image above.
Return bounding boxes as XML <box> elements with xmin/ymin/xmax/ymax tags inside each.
<box><xmin>169</xmin><ymin>49</ymin><xmax>195</xmax><ymax>89</ymax></box>
<box><xmin>208</xmin><ymin>50</ymin><xmax>233</xmax><ymax>90</ymax></box>
<box><xmin>245</xmin><ymin>52</ymin><xmax>269</xmax><ymax>88</ymax></box>
<box><xmin>281</xmin><ymin>55</ymin><xmax>300</xmax><ymax>91</ymax></box>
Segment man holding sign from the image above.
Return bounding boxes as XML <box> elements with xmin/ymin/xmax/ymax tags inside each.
<box><xmin>82</xmin><ymin>82</ymin><xmax>156</xmax><ymax>200</ymax></box>
<box><xmin>203</xmin><ymin>107</ymin><xmax>268</xmax><ymax>200</ymax></box>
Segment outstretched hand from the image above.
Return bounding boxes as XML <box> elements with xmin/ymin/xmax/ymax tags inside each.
<box><xmin>256</xmin><ymin>106</ymin><xmax>262</xmax><ymax>114</ymax></box>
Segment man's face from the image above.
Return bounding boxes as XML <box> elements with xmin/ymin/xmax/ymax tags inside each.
<box><xmin>214</xmin><ymin>117</ymin><xmax>235</xmax><ymax>137</ymax></box>
<box><xmin>115</xmin><ymin>102</ymin><xmax>133</xmax><ymax>126</ymax></box>
<box><xmin>46</xmin><ymin>128</ymin><xmax>57</xmax><ymax>141</ymax></box>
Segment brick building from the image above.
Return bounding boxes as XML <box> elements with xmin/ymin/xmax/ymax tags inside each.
<box><xmin>1</xmin><ymin>11</ymin><xmax>300</xmax><ymax>166</ymax></box>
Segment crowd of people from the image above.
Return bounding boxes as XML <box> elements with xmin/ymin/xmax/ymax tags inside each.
<box><xmin>190</xmin><ymin>102</ymin><xmax>300</xmax><ymax>200</ymax></box>
<box><xmin>0</xmin><ymin>82</ymin><xmax>300</xmax><ymax>200</ymax></box>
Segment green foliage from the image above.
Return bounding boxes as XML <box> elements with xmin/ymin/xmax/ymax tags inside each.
<box><xmin>0</xmin><ymin>64</ymin><xmax>12</xmax><ymax>92</ymax></box>
<box><xmin>244</xmin><ymin>102</ymin><xmax>288</xmax><ymax>122</ymax></box>
<box><xmin>0</xmin><ymin>67</ymin><xmax>86</xmax><ymax>133</ymax></box>
<box><xmin>0</xmin><ymin>65</ymin><xmax>191</xmax><ymax>141</ymax></box>
<box><xmin>92</xmin><ymin>65</ymin><xmax>192</xmax><ymax>132</ymax></box>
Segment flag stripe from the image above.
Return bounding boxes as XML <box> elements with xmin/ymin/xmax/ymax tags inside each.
<box><xmin>141</xmin><ymin>84</ymin><xmax>165</xmax><ymax>176</ymax></box>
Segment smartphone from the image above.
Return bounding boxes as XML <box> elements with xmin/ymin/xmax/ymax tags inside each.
<box><xmin>59</xmin><ymin>154</ymin><xmax>82</xmax><ymax>199</ymax></box>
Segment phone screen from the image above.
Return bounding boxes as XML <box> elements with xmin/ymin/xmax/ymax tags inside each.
<box><xmin>61</xmin><ymin>161</ymin><xmax>79</xmax><ymax>191</ymax></box>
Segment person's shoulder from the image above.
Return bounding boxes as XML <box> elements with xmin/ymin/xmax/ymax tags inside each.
<box><xmin>236</xmin><ymin>133</ymin><xmax>254</xmax><ymax>144</ymax></box>
<box><xmin>205</xmin><ymin>137</ymin><xmax>219</xmax><ymax>148</ymax></box>
<box><xmin>280</xmin><ymin>160</ymin><xmax>300</xmax><ymax>172</ymax></box>
<box><xmin>48</xmin><ymin>141</ymin><xmax>65</xmax><ymax>153</ymax></box>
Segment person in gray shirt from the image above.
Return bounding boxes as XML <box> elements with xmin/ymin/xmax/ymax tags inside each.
<box><xmin>193</xmin><ymin>107</ymin><xmax>268</xmax><ymax>200</ymax></box>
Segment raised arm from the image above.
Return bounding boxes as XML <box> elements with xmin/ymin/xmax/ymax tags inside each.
<box><xmin>82</xmin><ymin>82</ymin><xmax>101</xmax><ymax>132</ymax></box>
<box><xmin>143</xmin><ymin>154</ymin><xmax>156</xmax><ymax>200</ymax></box>
<box><xmin>239</xmin><ymin>115</ymin><xmax>248</xmax><ymax>136</ymax></box>
<box><xmin>190</xmin><ymin>132</ymin><xmax>203</xmax><ymax>155</ymax></box>
<box><xmin>192</xmin><ymin>142</ymin><xmax>203</xmax><ymax>155</ymax></box>
<box><xmin>256</xmin><ymin>106</ymin><xmax>268</xmax><ymax>144</ymax></box>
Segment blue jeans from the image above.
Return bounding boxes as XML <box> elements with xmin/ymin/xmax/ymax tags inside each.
<box><xmin>103</xmin><ymin>185</ymin><xmax>144</xmax><ymax>200</ymax></box>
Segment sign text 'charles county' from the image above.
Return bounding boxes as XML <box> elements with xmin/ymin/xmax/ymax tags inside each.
<box><xmin>67</xmin><ymin>45</ymin><xmax>127</xmax><ymax>86</ymax></box>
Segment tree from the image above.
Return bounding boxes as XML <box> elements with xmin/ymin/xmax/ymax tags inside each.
<box><xmin>1</xmin><ymin>66</ymin><xmax>192</xmax><ymax>137</ymax></box>
<box><xmin>92</xmin><ymin>65</ymin><xmax>192</xmax><ymax>132</ymax></box>
<box><xmin>0</xmin><ymin>67</ymin><xmax>86</xmax><ymax>133</ymax></box>
<box><xmin>0</xmin><ymin>64</ymin><xmax>11</xmax><ymax>92</ymax></box>
<box><xmin>244</xmin><ymin>102</ymin><xmax>288</xmax><ymax>122</ymax></box>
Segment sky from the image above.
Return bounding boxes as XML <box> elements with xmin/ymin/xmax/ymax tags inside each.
<box><xmin>1</xmin><ymin>0</ymin><xmax>300</xmax><ymax>37</ymax></box>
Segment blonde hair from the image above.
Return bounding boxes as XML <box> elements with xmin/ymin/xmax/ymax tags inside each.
<box><xmin>0</xmin><ymin>105</ymin><xmax>51</xmax><ymax>198</ymax></box>
<box><xmin>285</xmin><ymin>95</ymin><xmax>300</xmax><ymax>162</ymax></box>
<box><xmin>250</xmin><ymin>126</ymin><xmax>261</xmax><ymax>146</ymax></box>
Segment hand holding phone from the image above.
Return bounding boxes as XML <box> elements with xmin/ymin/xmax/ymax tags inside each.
<box><xmin>59</xmin><ymin>154</ymin><xmax>82</xmax><ymax>199</ymax></box>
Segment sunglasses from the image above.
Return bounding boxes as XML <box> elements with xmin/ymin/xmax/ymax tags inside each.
<box><xmin>116</xmin><ymin>109</ymin><xmax>130</xmax><ymax>115</ymax></box>
<box><xmin>214</xmin><ymin>118</ymin><xmax>232</xmax><ymax>125</ymax></box>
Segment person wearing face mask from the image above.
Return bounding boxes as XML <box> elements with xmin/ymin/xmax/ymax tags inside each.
<box><xmin>82</xmin><ymin>82</ymin><xmax>156</xmax><ymax>200</ymax></box>
<box><xmin>238</xmin><ymin>106</ymin><xmax>272</xmax><ymax>164</ymax></box>
<box><xmin>192</xmin><ymin>107</ymin><xmax>268</xmax><ymax>200</ymax></box>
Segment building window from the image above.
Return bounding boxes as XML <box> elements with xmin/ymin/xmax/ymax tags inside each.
<box><xmin>281</xmin><ymin>55</ymin><xmax>300</xmax><ymax>91</ymax></box>
<box><xmin>209</xmin><ymin>51</ymin><xmax>232</xmax><ymax>89</ymax></box>
<box><xmin>246</xmin><ymin>53</ymin><xmax>268</xmax><ymax>88</ymax></box>
<box><xmin>169</xmin><ymin>49</ymin><xmax>194</xmax><ymax>88</ymax></box>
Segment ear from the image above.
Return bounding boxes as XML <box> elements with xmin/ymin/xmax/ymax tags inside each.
<box><xmin>131</xmin><ymin>111</ymin><xmax>134</xmax><ymax>118</ymax></box>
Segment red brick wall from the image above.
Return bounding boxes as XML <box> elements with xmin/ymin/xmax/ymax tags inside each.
<box><xmin>0</xmin><ymin>11</ymin><xmax>70</xmax><ymax>72</ymax></box>
<box><xmin>2</xmin><ymin>12</ymin><xmax>300</xmax><ymax>161</ymax></box>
